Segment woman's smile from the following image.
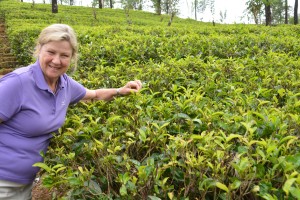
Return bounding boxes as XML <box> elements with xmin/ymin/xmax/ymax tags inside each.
<box><xmin>39</xmin><ymin>40</ymin><xmax>72</xmax><ymax>85</ymax></box>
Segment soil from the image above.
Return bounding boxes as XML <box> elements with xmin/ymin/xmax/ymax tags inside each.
<box><xmin>0</xmin><ymin>18</ymin><xmax>19</xmax><ymax>75</ymax></box>
<box><xmin>32</xmin><ymin>180</ymin><xmax>52</xmax><ymax>200</ymax></box>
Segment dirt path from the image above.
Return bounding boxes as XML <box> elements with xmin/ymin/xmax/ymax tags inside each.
<box><xmin>32</xmin><ymin>180</ymin><xmax>52</xmax><ymax>200</ymax></box>
<box><xmin>0</xmin><ymin>18</ymin><xmax>18</xmax><ymax>75</ymax></box>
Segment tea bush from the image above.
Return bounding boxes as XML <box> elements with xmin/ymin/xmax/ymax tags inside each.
<box><xmin>1</xmin><ymin>0</ymin><xmax>300</xmax><ymax>199</ymax></box>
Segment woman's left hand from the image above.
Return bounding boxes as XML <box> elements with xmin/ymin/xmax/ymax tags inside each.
<box><xmin>118</xmin><ymin>80</ymin><xmax>142</xmax><ymax>96</ymax></box>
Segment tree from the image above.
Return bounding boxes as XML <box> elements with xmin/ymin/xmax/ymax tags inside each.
<box><xmin>294</xmin><ymin>0</ymin><xmax>298</xmax><ymax>24</ymax></box>
<box><xmin>150</xmin><ymin>0</ymin><xmax>179</xmax><ymax>19</ymax></box>
<box><xmin>247</xmin><ymin>0</ymin><xmax>293</xmax><ymax>25</ymax></box>
<box><xmin>192</xmin><ymin>0</ymin><xmax>207</xmax><ymax>21</ymax></box>
<box><xmin>98</xmin><ymin>0</ymin><xmax>103</xmax><ymax>8</ymax></box>
<box><xmin>109</xmin><ymin>0</ymin><xmax>113</xmax><ymax>8</ymax></box>
<box><xmin>162</xmin><ymin>0</ymin><xmax>180</xmax><ymax>25</ymax></box>
<box><xmin>271</xmin><ymin>0</ymin><xmax>285</xmax><ymax>24</ymax></box>
<box><xmin>52</xmin><ymin>0</ymin><xmax>58</xmax><ymax>13</ymax></box>
<box><xmin>285</xmin><ymin>0</ymin><xmax>288</xmax><ymax>23</ymax></box>
<box><xmin>121</xmin><ymin>0</ymin><xmax>143</xmax><ymax>10</ymax></box>
<box><xmin>208</xmin><ymin>0</ymin><xmax>215</xmax><ymax>23</ymax></box>
<box><xmin>191</xmin><ymin>0</ymin><xmax>214</xmax><ymax>23</ymax></box>
<box><xmin>151</xmin><ymin>0</ymin><xmax>162</xmax><ymax>15</ymax></box>
<box><xmin>92</xmin><ymin>0</ymin><xmax>114</xmax><ymax>9</ymax></box>
<box><xmin>219</xmin><ymin>10</ymin><xmax>227</xmax><ymax>23</ymax></box>
<box><xmin>246</xmin><ymin>0</ymin><xmax>264</xmax><ymax>24</ymax></box>
<box><xmin>264</xmin><ymin>0</ymin><xmax>272</xmax><ymax>25</ymax></box>
<box><xmin>163</xmin><ymin>0</ymin><xmax>171</xmax><ymax>14</ymax></box>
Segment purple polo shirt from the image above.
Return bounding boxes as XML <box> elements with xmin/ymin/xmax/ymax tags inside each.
<box><xmin>0</xmin><ymin>61</ymin><xmax>86</xmax><ymax>184</ymax></box>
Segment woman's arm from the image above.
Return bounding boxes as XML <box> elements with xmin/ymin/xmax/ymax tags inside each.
<box><xmin>82</xmin><ymin>80</ymin><xmax>142</xmax><ymax>101</ymax></box>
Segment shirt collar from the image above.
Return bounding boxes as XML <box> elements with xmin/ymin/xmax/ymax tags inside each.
<box><xmin>32</xmin><ymin>60</ymin><xmax>66</xmax><ymax>91</ymax></box>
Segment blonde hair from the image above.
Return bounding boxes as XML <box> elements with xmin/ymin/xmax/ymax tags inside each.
<box><xmin>34</xmin><ymin>24</ymin><xmax>78</xmax><ymax>71</ymax></box>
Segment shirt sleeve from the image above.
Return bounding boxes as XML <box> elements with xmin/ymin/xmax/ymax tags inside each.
<box><xmin>0</xmin><ymin>74</ymin><xmax>23</xmax><ymax>121</ymax></box>
<box><xmin>67</xmin><ymin>76</ymin><xmax>86</xmax><ymax>104</ymax></box>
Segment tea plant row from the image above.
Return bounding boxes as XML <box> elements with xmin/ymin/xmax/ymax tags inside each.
<box><xmin>1</xmin><ymin>0</ymin><xmax>300</xmax><ymax>199</ymax></box>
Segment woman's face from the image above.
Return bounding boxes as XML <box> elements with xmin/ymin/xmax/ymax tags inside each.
<box><xmin>39</xmin><ymin>40</ymin><xmax>73</xmax><ymax>83</ymax></box>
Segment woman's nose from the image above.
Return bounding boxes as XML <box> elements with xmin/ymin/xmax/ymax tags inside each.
<box><xmin>52</xmin><ymin>54</ymin><xmax>61</xmax><ymax>64</ymax></box>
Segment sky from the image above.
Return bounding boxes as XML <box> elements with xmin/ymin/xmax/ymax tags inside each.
<box><xmin>23</xmin><ymin>0</ymin><xmax>298</xmax><ymax>24</ymax></box>
<box><xmin>178</xmin><ymin>0</ymin><xmax>249</xmax><ymax>23</ymax></box>
<box><xmin>177</xmin><ymin>0</ymin><xmax>297</xmax><ymax>24</ymax></box>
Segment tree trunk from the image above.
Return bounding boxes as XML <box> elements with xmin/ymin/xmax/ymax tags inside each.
<box><xmin>265</xmin><ymin>1</ymin><xmax>272</xmax><ymax>26</ymax></box>
<box><xmin>165</xmin><ymin>0</ymin><xmax>169</xmax><ymax>14</ymax></box>
<box><xmin>295</xmin><ymin>0</ymin><xmax>299</xmax><ymax>24</ymax></box>
<box><xmin>168</xmin><ymin>12</ymin><xmax>175</xmax><ymax>26</ymax></box>
<box><xmin>99</xmin><ymin>0</ymin><xmax>103</xmax><ymax>9</ymax></box>
<box><xmin>110</xmin><ymin>0</ymin><xmax>113</xmax><ymax>8</ymax></box>
<box><xmin>157</xmin><ymin>0</ymin><xmax>161</xmax><ymax>15</ymax></box>
<box><xmin>52</xmin><ymin>0</ymin><xmax>58</xmax><ymax>13</ymax></box>
<box><xmin>285</xmin><ymin>0</ymin><xmax>288</xmax><ymax>24</ymax></box>
<box><xmin>194</xmin><ymin>0</ymin><xmax>197</xmax><ymax>20</ymax></box>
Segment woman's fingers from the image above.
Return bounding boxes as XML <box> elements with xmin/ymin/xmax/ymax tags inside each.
<box><xmin>127</xmin><ymin>80</ymin><xmax>142</xmax><ymax>90</ymax></box>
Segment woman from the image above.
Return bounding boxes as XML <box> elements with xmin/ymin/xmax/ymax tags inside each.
<box><xmin>0</xmin><ymin>24</ymin><xmax>142</xmax><ymax>199</ymax></box>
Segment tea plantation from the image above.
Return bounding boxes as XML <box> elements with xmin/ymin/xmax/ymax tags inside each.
<box><xmin>0</xmin><ymin>0</ymin><xmax>300</xmax><ymax>199</ymax></box>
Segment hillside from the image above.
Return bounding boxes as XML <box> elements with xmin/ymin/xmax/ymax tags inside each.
<box><xmin>0</xmin><ymin>0</ymin><xmax>300</xmax><ymax>199</ymax></box>
<box><xmin>0</xmin><ymin>0</ymin><xmax>210</xmax><ymax>73</ymax></box>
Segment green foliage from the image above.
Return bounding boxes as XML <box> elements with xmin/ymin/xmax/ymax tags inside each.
<box><xmin>1</xmin><ymin>0</ymin><xmax>300</xmax><ymax>199</ymax></box>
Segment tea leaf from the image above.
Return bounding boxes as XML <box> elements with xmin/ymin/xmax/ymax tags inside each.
<box><xmin>120</xmin><ymin>184</ymin><xmax>127</xmax><ymax>196</ymax></box>
<box><xmin>168</xmin><ymin>192</ymin><xmax>174</xmax><ymax>199</ymax></box>
<box><xmin>226</xmin><ymin>134</ymin><xmax>242</xmax><ymax>142</ymax></box>
<box><xmin>283</xmin><ymin>178</ymin><xmax>296</xmax><ymax>195</ymax></box>
<box><xmin>33</xmin><ymin>162</ymin><xmax>52</xmax><ymax>173</ymax></box>
<box><xmin>215</xmin><ymin>182</ymin><xmax>229</xmax><ymax>193</ymax></box>
<box><xmin>290</xmin><ymin>187</ymin><xmax>300</xmax><ymax>199</ymax></box>
<box><xmin>148</xmin><ymin>196</ymin><xmax>161</xmax><ymax>200</ymax></box>
<box><xmin>138</xmin><ymin>128</ymin><xmax>147</xmax><ymax>142</ymax></box>
<box><xmin>229</xmin><ymin>179</ymin><xmax>241</xmax><ymax>190</ymax></box>
<box><xmin>191</xmin><ymin>134</ymin><xmax>203</xmax><ymax>140</ymax></box>
<box><xmin>85</xmin><ymin>180</ymin><xmax>102</xmax><ymax>194</ymax></box>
